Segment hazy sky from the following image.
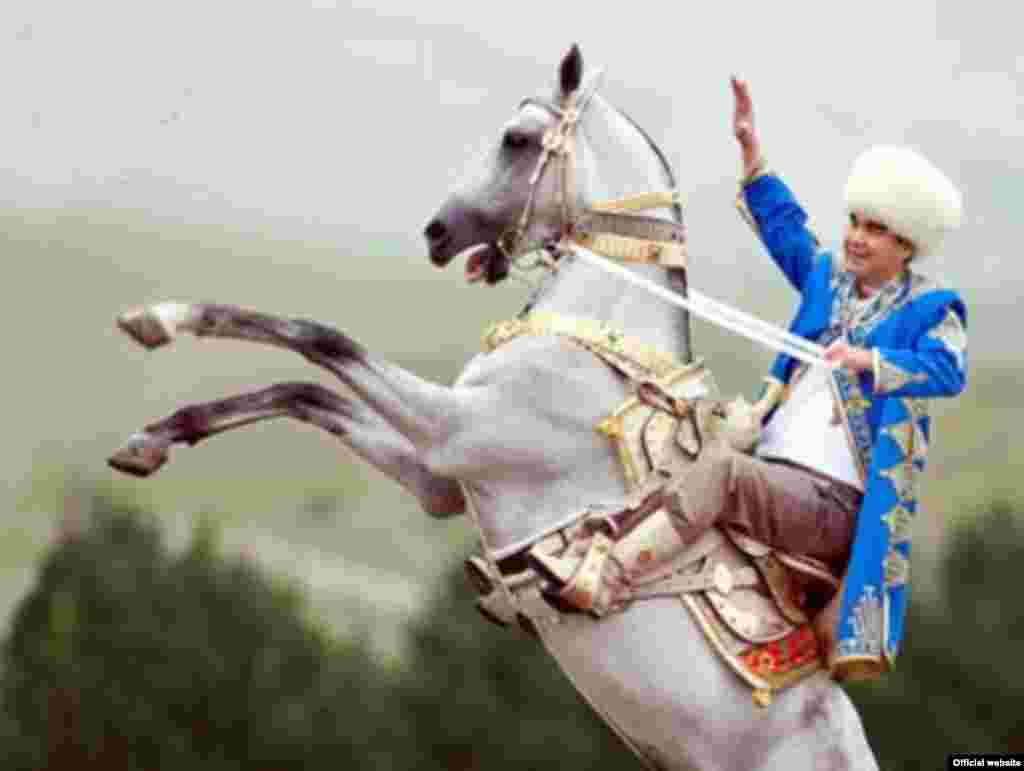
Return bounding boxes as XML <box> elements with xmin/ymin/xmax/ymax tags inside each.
<box><xmin>2</xmin><ymin>0</ymin><xmax>1020</xmax><ymax>341</ymax></box>
<box><xmin>0</xmin><ymin>0</ymin><xmax>1017</xmax><ymax>613</ymax></box>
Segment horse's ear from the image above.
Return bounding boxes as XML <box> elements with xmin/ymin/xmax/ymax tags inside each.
<box><xmin>559</xmin><ymin>44</ymin><xmax>583</xmax><ymax>97</ymax></box>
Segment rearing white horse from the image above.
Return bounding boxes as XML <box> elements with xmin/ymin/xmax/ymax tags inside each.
<box><xmin>110</xmin><ymin>45</ymin><xmax>878</xmax><ymax>770</ymax></box>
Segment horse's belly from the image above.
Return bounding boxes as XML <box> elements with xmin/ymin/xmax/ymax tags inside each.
<box><xmin>531</xmin><ymin>598</ymin><xmax>829</xmax><ymax>771</ymax></box>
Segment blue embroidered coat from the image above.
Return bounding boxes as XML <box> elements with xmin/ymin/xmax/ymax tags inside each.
<box><xmin>739</xmin><ymin>173</ymin><xmax>968</xmax><ymax>680</ymax></box>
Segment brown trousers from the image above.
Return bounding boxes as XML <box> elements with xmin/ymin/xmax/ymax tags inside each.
<box><xmin>661</xmin><ymin>442</ymin><xmax>861</xmax><ymax>569</ymax></box>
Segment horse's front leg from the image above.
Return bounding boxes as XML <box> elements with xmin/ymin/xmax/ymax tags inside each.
<box><xmin>107</xmin><ymin>382</ymin><xmax>465</xmax><ymax>518</ymax></box>
<box><xmin>117</xmin><ymin>302</ymin><xmax>461</xmax><ymax>453</ymax></box>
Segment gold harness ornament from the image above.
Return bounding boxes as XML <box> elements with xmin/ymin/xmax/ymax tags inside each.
<box><xmin>569</xmin><ymin>196</ymin><xmax>688</xmax><ymax>270</ymax></box>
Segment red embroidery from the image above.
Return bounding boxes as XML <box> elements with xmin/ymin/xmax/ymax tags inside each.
<box><xmin>743</xmin><ymin>627</ymin><xmax>820</xmax><ymax>678</ymax></box>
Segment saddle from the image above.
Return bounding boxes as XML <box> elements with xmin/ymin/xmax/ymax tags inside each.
<box><xmin>468</xmin><ymin>511</ymin><xmax>837</xmax><ymax>706</ymax></box>
<box><xmin>465</xmin><ymin>362</ymin><xmax>841</xmax><ymax>706</ymax></box>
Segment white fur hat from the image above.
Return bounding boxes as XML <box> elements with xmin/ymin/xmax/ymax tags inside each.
<box><xmin>843</xmin><ymin>145</ymin><xmax>963</xmax><ymax>257</ymax></box>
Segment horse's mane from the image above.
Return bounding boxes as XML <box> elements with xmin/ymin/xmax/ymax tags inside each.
<box><xmin>609</xmin><ymin>103</ymin><xmax>684</xmax><ymax>226</ymax></box>
<box><xmin>578</xmin><ymin>93</ymin><xmax>680</xmax><ymax>223</ymax></box>
<box><xmin>581</xmin><ymin>90</ymin><xmax>693</xmax><ymax>361</ymax></box>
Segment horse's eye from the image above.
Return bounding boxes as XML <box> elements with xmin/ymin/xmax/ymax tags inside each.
<box><xmin>503</xmin><ymin>130</ymin><xmax>529</xmax><ymax>150</ymax></box>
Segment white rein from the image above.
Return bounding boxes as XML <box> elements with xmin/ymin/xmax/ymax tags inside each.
<box><xmin>568</xmin><ymin>244</ymin><xmax>835</xmax><ymax>369</ymax></box>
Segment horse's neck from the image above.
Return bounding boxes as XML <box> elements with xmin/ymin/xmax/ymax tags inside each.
<box><xmin>530</xmin><ymin>257</ymin><xmax>688</xmax><ymax>362</ymax></box>
<box><xmin>463</xmin><ymin>92</ymin><xmax>693</xmax><ymax>554</ymax></box>
<box><xmin>526</xmin><ymin>95</ymin><xmax>689</xmax><ymax>362</ymax></box>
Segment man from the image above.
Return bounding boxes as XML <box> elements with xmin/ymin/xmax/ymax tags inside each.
<box><xmin>645</xmin><ymin>77</ymin><xmax>967</xmax><ymax>681</ymax></box>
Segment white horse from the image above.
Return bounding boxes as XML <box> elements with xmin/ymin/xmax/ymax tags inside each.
<box><xmin>109</xmin><ymin>46</ymin><xmax>878</xmax><ymax>771</ymax></box>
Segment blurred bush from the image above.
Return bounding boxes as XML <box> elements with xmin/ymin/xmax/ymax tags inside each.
<box><xmin>0</xmin><ymin>491</ymin><xmax>405</xmax><ymax>770</ymax></box>
<box><xmin>847</xmin><ymin>501</ymin><xmax>1024</xmax><ymax>767</ymax></box>
<box><xmin>0</xmin><ymin>489</ymin><xmax>630</xmax><ymax>770</ymax></box>
<box><xmin>1</xmin><ymin>487</ymin><xmax>1021</xmax><ymax>769</ymax></box>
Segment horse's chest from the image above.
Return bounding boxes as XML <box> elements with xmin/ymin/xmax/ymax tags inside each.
<box><xmin>428</xmin><ymin>340</ymin><xmax>627</xmax><ymax>480</ymax></box>
<box><xmin>455</xmin><ymin>339</ymin><xmax>628</xmax><ymax>421</ymax></box>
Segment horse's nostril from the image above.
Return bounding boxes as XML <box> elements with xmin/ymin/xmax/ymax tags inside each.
<box><xmin>424</xmin><ymin>220</ymin><xmax>448</xmax><ymax>243</ymax></box>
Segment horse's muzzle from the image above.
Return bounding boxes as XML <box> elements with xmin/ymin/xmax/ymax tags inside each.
<box><xmin>424</xmin><ymin>218</ymin><xmax>455</xmax><ymax>265</ymax></box>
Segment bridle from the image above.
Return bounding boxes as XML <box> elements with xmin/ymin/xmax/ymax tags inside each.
<box><xmin>497</xmin><ymin>72</ymin><xmax>689</xmax><ymax>275</ymax></box>
<box><xmin>492</xmin><ymin>73</ymin><xmax>835</xmax><ymax>371</ymax></box>
<box><xmin>495</xmin><ymin>78</ymin><xmax>592</xmax><ymax>264</ymax></box>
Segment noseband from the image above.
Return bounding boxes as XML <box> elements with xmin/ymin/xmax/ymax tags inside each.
<box><xmin>498</xmin><ymin>74</ymin><xmax>689</xmax><ymax>274</ymax></box>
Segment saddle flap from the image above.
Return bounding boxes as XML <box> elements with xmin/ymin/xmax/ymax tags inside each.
<box><xmin>705</xmin><ymin>590</ymin><xmax>794</xmax><ymax>644</ymax></box>
<box><xmin>776</xmin><ymin>552</ymin><xmax>841</xmax><ymax>590</ymax></box>
<box><xmin>725</xmin><ymin>528</ymin><xmax>809</xmax><ymax>625</ymax></box>
<box><xmin>703</xmin><ymin>541</ymin><xmax>799</xmax><ymax>643</ymax></box>
<box><xmin>725</xmin><ymin>526</ymin><xmax>773</xmax><ymax>558</ymax></box>
<box><xmin>724</xmin><ymin>528</ymin><xmax>841</xmax><ymax>619</ymax></box>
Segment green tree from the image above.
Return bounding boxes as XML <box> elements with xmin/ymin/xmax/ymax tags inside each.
<box><xmin>848</xmin><ymin>502</ymin><xmax>1024</xmax><ymax>768</ymax></box>
<box><xmin>0</xmin><ymin>491</ymin><xmax>404</xmax><ymax>770</ymax></box>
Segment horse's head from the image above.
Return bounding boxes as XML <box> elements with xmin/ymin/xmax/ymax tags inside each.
<box><xmin>424</xmin><ymin>45</ymin><xmax>590</xmax><ymax>285</ymax></box>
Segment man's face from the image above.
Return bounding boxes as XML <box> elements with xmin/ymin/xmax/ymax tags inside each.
<box><xmin>843</xmin><ymin>212</ymin><xmax>915</xmax><ymax>290</ymax></box>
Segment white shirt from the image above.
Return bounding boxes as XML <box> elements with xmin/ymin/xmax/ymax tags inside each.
<box><xmin>755</xmin><ymin>364</ymin><xmax>863</xmax><ymax>490</ymax></box>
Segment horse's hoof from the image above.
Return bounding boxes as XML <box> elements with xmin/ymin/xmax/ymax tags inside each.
<box><xmin>116</xmin><ymin>304</ymin><xmax>185</xmax><ymax>349</ymax></box>
<box><xmin>107</xmin><ymin>433</ymin><xmax>169</xmax><ymax>477</ymax></box>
